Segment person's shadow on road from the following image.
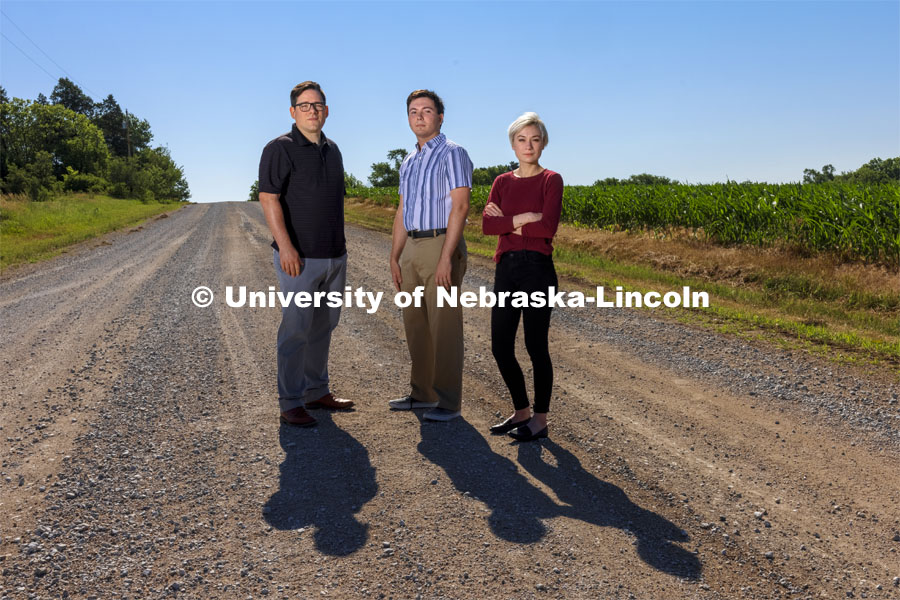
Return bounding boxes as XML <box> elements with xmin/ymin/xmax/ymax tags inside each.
<box><xmin>262</xmin><ymin>413</ymin><xmax>377</xmax><ymax>556</ymax></box>
<box><xmin>418</xmin><ymin>416</ymin><xmax>557</xmax><ymax>544</ymax></box>
<box><xmin>418</xmin><ymin>418</ymin><xmax>700</xmax><ymax>580</ymax></box>
<box><xmin>517</xmin><ymin>439</ymin><xmax>701</xmax><ymax>579</ymax></box>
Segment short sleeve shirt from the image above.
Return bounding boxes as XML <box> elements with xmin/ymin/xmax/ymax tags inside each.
<box><xmin>398</xmin><ymin>133</ymin><xmax>473</xmax><ymax>231</ymax></box>
<box><xmin>258</xmin><ymin>124</ymin><xmax>346</xmax><ymax>258</ymax></box>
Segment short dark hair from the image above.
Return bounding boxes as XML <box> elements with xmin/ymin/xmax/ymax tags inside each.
<box><xmin>406</xmin><ymin>89</ymin><xmax>444</xmax><ymax>115</ymax></box>
<box><xmin>291</xmin><ymin>81</ymin><xmax>326</xmax><ymax>106</ymax></box>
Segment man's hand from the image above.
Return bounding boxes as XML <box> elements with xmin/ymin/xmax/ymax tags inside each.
<box><xmin>390</xmin><ymin>195</ymin><xmax>408</xmax><ymax>293</ymax></box>
<box><xmin>259</xmin><ymin>191</ymin><xmax>304</xmax><ymax>276</ymax></box>
<box><xmin>436</xmin><ymin>186</ymin><xmax>469</xmax><ymax>290</ymax></box>
<box><xmin>484</xmin><ymin>202</ymin><xmax>504</xmax><ymax>217</ymax></box>
<box><xmin>511</xmin><ymin>227</ymin><xmax>524</xmax><ymax>236</ymax></box>
<box><xmin>279</xmin><ymin>244</ymin><xmax>303</xmax><ymax>277</ymax></box>
<box><xmin>435</xmin><ymin>256</ymin><xmax>453</xmax><ymax>289</ymax></box>
<box><xmin>390</xmin><ymin>257</ymin><xmax>402</xmax><ymax>292</ymax></box>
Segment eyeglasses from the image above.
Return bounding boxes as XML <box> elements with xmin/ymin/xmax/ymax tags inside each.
<box><xmin>292</xmin><ymin>102</ymin><xmax>325</xmax><ymax>112</ymax></box>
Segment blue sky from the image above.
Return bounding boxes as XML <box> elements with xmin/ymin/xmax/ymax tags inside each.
<box><xmin>1</xmin><ymin>1</ymin><xmax>898</xmax><ymax>203</ymax></box>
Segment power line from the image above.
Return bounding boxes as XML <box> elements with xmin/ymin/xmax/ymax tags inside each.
<box><xmin>1</xmin><ymin>10</ymin><xmax>75</xmax><ymax>80</ymax></box>
<box><xmin>1</xmin><ymin>32</ymin><xmax>58</xmax><ymax>83</ymax></box>
<box><xmin>1</xmin><ymin>9</ymin><xmax>100</xmax><ymax>97</ymax></box>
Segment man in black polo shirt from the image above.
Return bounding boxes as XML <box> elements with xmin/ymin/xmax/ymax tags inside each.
<box><xmin>258</xmin><ymin>81</ymin><xmax>354</xmax><ymax>427</ymax></box>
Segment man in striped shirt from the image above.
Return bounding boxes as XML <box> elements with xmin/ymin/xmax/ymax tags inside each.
<box><xmin>388</xmin><ymin>90</ymin><xmax>473</xmax><ymax>421</ymax></box>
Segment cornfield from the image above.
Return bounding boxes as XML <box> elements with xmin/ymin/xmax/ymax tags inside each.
<box><xmin>347</xmin><ymin>182</ymin><xmax>900</xmax><ymax>265</ymax></box>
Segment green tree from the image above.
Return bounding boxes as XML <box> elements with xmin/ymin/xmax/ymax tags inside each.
<box><xmin>108</xmin><ymin>156</ymin><xmax>139</xmax><ymax>198</ymax></box>
<box><xmin>124</xmin><ymin>112</ymin><xmax>153</xmax><ymax>154</ymax></box>
<box><xmin>50</xmin><ymin>77</ymin><xmax>94</xmax><ymax>117</ymax></box>
<box><xmin>838</xmin><ymin>157</ymin><xmax>900</xmax><ymax>185</ymax></box>
<box><xmin>0</xmin><ymin>92</ymin><xmax>10</xmax><ymax>180</ymax></box>
<box><xmin>4</xmin><ymin>151</ymin><xmax>58</xmax><ymax>200</ymax></box>
<box><xmin>626</xmin><ymin>173</ymin><xmax>673</xmax><ymax>185</ymax></box>
<box><xmin>593</xmin><ymin>174</ymin><xmax>673</xmax><ymax>186</ymax></box>
<box><xmin>368</xmin><ymin>148</ymin><xmax>407</xmax><ymax>187</ymax></box>
<box><xmin>61</xmin><ymin>111</ymin><xmax>109</xmax><ymax>176</ymax></box>
<box><xmin>248</xmin><ymin>179</ymin><xmax>259</xmax><ymax>201</ymax></box>
<box><xmin>1</xmin><ymin>99</ymin><xmax>108</xmax><ymax>179</ymax></box>
<box><xmin>93</xmin><ymin>94</ymin><xmax>128</xmax><ymax>156</ymax></box>
<box><xmin>344</xmin><ymin>172</ymin><xmax>363</xmax><ymax>188</ymax></box>
<box><xmin>473</xmin><ymin>162</ymin><xmax>518</xmax><ymax>185</ymax></box>
<box><xmin>108</xmin><ymin>146</ymin><xmax>189</xmax><ymax>202</ymax></box>
<box><xmin>1</xmin><ymin>90</ymin><xmax>185</xmax><ymax>202</ymax></box>
<box><xmin>140</xmin><ymin>146</ymin><xmax>190</xmax><ymax>202</ymax></box>
<box><xmin>1</xmin><ymin>98</ymin><xmax>40</xmax><ymax>174</ymax></box>
<box><xmin>803</xmin><ymin>164</ymin><xmax>836</xmax><ymax>184</ymax></box>
<box><xmin>63</xmin><ymin>166</ymin><xmax>108</xmax><ymax>194</ymax></box>
<box><xmin>89</xmin><ymin>96</ymin><xmax>152</xmax><ymax>157</ymax></box>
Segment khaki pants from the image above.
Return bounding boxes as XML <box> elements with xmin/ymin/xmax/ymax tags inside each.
<box><xmin>399</xmin><ymin>235</ymin><xmax>467</xmax><ymax>411</ymax></box>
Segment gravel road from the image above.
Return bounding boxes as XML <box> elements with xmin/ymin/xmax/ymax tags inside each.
<box><xmin>1</xmin><ymin>202</ymin><xmax>898</xmax><ymax>599</ymax></box>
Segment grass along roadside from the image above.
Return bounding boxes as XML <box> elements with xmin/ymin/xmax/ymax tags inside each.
<box><xmin>345</xmin><ymin>199</ymin><xmax>900</xmax><ymax>369</ymax></box>
<box><xmin>0</xmin><ymin>193</ymin><xmax>185</xmax><ymax>271</ymax></box>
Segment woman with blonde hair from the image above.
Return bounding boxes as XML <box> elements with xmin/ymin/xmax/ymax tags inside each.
<box><xmin>482</xmin><ymin>112</ymin><xmax>563</xmax><ymax>442</ymax></box>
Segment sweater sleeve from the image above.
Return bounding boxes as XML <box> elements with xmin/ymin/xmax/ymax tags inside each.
<box><xmin>482</xmin><ymin>177</ymin><xmax>516</xmax><ymax>235</ymax></box>
<box><xmin>521</xmin><ymin>172</ymin><xmax>563</xmax><ymax>238</ymax></box>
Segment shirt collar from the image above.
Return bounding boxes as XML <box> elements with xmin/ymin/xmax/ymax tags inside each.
<box><xmin>291</xmin><ymin>124</ymin><xmax>328</xmax><ymax>148</ymax></box>
<box><xmin>416</xmin><ymin>132</ymin><xmax>446</xmax><ymax>153</ymax></box>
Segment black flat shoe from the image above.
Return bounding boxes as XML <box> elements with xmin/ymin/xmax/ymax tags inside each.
<box><xmin>490</xmin><ymin>416</ymin><xmax>531</xmax><ymax>435</ymax></box>
<box><xmin>508</xmin><ymin>424</ymin><xmax>548</xmax><ymax>442</ymax></box>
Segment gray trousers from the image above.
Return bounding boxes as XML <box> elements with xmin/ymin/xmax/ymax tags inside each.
<box><xmin>274</xmin><ymin>250</ymin><xmax>347</xmax><ymax>412</ymax></box>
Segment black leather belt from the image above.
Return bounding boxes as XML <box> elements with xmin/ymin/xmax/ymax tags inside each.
<box><xmin>408</xmin><ymin>228</ymin><xmax>447</xmax><ymax>238</ymax></box>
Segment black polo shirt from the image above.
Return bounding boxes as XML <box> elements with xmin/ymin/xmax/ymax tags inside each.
<box><xmin>258</xmin><ymin>124</ymin><xmax>346</xmax><ymax>258</ymax></box>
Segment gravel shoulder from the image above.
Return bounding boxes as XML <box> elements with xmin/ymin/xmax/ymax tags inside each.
<box><xmin>1</xmin><ymin>202</ymin><xmax>898</xmax><ymax>599</ymax></box>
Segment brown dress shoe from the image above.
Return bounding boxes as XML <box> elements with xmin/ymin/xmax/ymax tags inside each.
<box><xmin>280</xmin><ymin>406</ymin><xmax>317</xmax><ymax>427</ymax></box>
<box><xmin>305</xmin><ymin>392</ymin><xmax>354</xmax><ymax>410</ymax></box>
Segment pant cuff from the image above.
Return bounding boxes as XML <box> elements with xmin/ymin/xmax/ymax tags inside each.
<box><xmin>279</xmin><ymin>397</ymin><xmax>306</xmax><ymax>412</ymax></box>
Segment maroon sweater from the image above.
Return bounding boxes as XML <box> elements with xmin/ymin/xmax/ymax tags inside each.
<box><xmin>482</xmin><ymin>169</ymin><xmax>564</xmax><ymax>263</ymax></box>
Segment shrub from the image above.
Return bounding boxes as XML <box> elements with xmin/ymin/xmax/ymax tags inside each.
<box><xmin>63</xmin><ymin>167</ymin><xmax>109</xmax><ymax>194</ymax></box>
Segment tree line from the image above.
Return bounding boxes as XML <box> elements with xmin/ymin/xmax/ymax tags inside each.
<box><xmin>0</xmin><ymin>78</ymin><xmax>190</xmax><ymax>202</ymax></box>
<box><xmin>365</xmin><ymin>150</ymin><xmax>899</xmax><ymax>188</ymax></box>
<box><xmin>802</xmin><ymin>158</ymin><xmax>899</xmax><ymax>185</ymax></box>
<box><xmin>248</xmin><ymin>150</ymin><xmax>518</xmax><ymax>201</ymax></box>
<box><xmin>366</xmin><ymin>149</ymin><xmax>519</xmax><ymax>187</ymax></box>
<box><xmin>249</xmin><ymin>149</ymin><xmax>899</xmax><ymax>201</ymax></box>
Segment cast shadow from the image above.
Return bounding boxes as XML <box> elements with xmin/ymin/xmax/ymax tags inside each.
<box><xmin>417</xmin><ymin>417</ymin><xmax>558</xmax><ymax>543</ymax></box>
<box><xmin>262</xmin><ymin>413</ymin><xmax>377</xmax><ymax>556</ymax></box>
<box><xmin>516</xmin><ymin>439</ymin><xmax>701</xmax><ymax>580</ymax></box>
<box><xmin>417</xmin><ymin>418</ymin><xmax>701</xmax><ymax>579</ymax></box>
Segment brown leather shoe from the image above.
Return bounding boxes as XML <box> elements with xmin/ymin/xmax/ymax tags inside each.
<box><xmin>279</xmin><ymin>406</ymin><xmax>317</xmax><ymax>427</ymax></box>
<box><xmin>305</xmin><ymin>392</ymin><xmax>354</xmax><ymax>410</ymax></box>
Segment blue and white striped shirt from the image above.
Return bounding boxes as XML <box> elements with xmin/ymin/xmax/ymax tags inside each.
<box><xmin>399</xmin><ymin>133</ymin><xmax>473</xmax><ymax>232</ymax></box>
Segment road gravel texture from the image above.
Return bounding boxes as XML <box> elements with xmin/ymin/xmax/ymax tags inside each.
<box><xmin>1</xmin><ymin>202</ymin><xmax>898</xmax><ymax>600</ymax></box>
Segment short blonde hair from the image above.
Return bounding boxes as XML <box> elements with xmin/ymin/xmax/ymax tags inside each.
<box><xmin>508</xmin><ymin>112</ymin><xmax>549</xmax><ymax>147</ymax></box>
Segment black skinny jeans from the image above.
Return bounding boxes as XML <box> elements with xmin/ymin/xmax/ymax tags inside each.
<box><xmin>490</xmin><ymin>250</ymin><xmax>558</xmax><ymax>414</ymax></box>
